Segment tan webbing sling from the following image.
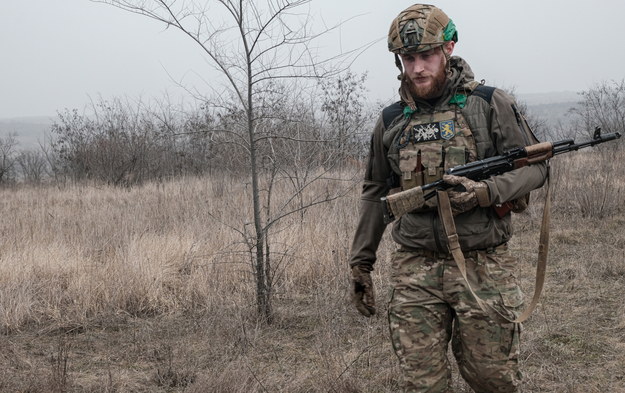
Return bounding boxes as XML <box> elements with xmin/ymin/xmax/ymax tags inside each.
<box><xmin>436</xmin><ymin>180</ymin><xmax>551</xmax><ymax>324</ymax></box>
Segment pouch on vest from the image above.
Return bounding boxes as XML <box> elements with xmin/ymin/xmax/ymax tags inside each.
<box><xmin>444</xmin><ymin>145</ymin><xmax>467</xmax><ymax>170</ymax></box>
<box><xmin>421</xmin><ymin>145</ymin><xmax>443</xmax><ymax>185</ymax></box>
<box><xmin>399</xmin><ymin>145</ymin><xmax>420</xmax><ymax>190</ymax></box>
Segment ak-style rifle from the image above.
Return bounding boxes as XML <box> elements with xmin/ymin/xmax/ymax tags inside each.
<box><xmin>381</xmin><ymin>128</ymin><xmax>621</xmax><ymax>223</ymax></box>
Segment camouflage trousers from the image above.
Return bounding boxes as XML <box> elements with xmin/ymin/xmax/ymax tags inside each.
<box><xmin>388</xmin><ymin>245</ymin><xmax>524</xmax><ymax>393</ymax></box>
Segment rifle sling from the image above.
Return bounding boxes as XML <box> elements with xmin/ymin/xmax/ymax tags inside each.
<box><xmin>436</xmin><ymin>180</ymin><xmax>551</xmax><ymax>324</ymax></box>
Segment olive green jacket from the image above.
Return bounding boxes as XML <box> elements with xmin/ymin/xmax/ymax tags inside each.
<box><xmin>349</xmin><ymin>57</ymin><xmax>548</xmax><ymax>268</ymax></box>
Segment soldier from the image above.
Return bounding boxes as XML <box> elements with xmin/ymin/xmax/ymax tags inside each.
<box><xmin>348</xmin><ymin>4</ymin><xmax>548</xmax><ymax>392</ymax></box>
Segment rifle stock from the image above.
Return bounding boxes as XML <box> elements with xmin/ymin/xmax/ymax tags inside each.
<box><xmin>381</xmin><ymin>128</ymin><xmax>621</xmax><ymax>223</ymax></box>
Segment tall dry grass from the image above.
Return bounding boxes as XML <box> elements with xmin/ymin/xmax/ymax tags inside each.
<box><xmin>1</xmin><ymin>177</ymin><xmax>256</xmax><ymax>333</ymax></box>
<box><xmin>0</xmin><ymin>150</ymin><xmax>624</xmax><ymax>392</ymax></box>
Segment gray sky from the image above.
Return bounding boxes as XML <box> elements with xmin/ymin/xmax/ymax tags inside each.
<box><xmin>2</xmin><ymin>0</ymin><xmax>624</xmax><ymax>119</ymax></box>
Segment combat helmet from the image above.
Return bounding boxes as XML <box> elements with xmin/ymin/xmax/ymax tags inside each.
<box><xmin>388</xmin><ymin>4</ymin><xmax>457</xmax><ymax>55</ymax></box>
<box><xmin>389</xmin><ymin>4</ymin><xmax>458</xmax><ymax>110</ymax></box>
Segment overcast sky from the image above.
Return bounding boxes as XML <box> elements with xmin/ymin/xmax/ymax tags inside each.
<box><xmin>2</xmin><ymin>0</ymin><xmax>624</xmax><ymax>119</ymax></box>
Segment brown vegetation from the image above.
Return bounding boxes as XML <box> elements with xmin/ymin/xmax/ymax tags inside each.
<box><xmin>1</xmin><ymin>151</ymin><xmax>624</xmax><ymax>392</ymax></box>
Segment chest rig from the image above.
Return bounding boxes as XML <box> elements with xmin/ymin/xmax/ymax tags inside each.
<box><xmin>389</xmin><ymin>108</ymin><xmax>478</xmax><ymax>208</ymax></box>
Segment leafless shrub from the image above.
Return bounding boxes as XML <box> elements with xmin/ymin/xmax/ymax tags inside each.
<box><xmin>575</xmin><ymin>79</ymin><xmax>625</xmax><ymax>137</ymax></box>
<box><xmin>16</xmin><ymin>149</ymin><xmax>48</xmax><ymax>184</ymax></box>
<box><xmin>549</xmin><ymin>147</ymin><xmax>624</xmax><ymax>219</ymax></box>
<box><xmin>0</xmin><ymin>133</ymin><xmax>18</xmax><ymax>185</ymax></box>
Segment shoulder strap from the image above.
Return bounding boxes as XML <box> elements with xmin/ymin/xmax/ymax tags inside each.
<box><xmin>437</xmin><ymin>182</ymin><xmax>551</xmax><ymax>324</ymax></box>
<box><xmin>382</xmin><ymin>101</ymin><xmax>405</xmax><ymax>130</ymax></box>
<box><xmin>471</xmin><ymin>84</ymin><xmax>496</xmax><ymax>104</ymax></box>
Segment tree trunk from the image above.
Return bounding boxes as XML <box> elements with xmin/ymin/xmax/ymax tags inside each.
<box><xmin>247</xmin><ymin>80</ymin><xmax>272</xmax><ymax>322</ymax></box>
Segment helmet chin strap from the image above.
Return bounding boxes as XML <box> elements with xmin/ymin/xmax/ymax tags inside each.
<box><xmin>394</xmin><ymin>53</ymin><xmax>403</xmax><ymax>80</ymax></box>
<box><xmin>443</xmin><ymin>44</ymin><xmax>453</xmax><ymax>67</ymax></box>
<box><xmin>443</xmin><ymin>47</ymin><xmax>452</xmax><ymax>76</ymax></box>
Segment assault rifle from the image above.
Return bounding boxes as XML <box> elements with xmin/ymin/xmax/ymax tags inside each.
<box><xmin>381</xmin><ymin>128</ymin><xmax>621</xmax><ymax>223</ymax></box>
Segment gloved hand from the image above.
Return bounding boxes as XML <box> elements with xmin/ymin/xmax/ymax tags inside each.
<box><xmin>442</xmin><ymin>174</ymin><xmax>491</xmax><ymax>216</ymax></box>
<box><xmin>351</xmin><ymin>265</ymin><xmax>376</xmax><ymax>317</ymax></box>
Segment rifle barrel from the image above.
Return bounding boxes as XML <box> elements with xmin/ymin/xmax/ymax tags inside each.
<box><xmin>552</xmin><ymin>132</ymin><xmax>621</xmax><ymax>156</ymax></box>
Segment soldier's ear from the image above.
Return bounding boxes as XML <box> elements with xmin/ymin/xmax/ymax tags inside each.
<box><xmin>443</xmin><ymin>41</ymin><xmax>455</xmax><ymax>56</ymax></box>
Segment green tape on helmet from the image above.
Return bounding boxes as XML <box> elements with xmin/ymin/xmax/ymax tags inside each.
<box><xmin>443</xmin><ymin>19</ymin><xmax>458</xmax><ymax>43</ymax></box>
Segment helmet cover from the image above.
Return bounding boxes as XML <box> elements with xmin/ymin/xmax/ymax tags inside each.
<box><xmin>388</xmin><ymin>4</ymin><xmax>457</xmax><ymax>54</ymax></box>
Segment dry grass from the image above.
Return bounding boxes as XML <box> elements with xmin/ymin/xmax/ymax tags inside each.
<box><xmin>1</xmin><ymin>151</ymin><xmax>624</xmax><ymax>392</ymax></box>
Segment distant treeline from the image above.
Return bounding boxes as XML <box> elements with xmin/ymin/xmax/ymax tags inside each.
<box><xmin>0</xmin><ymin>79</ymin><xmax>623</xmax><ymax>187</ymax></box>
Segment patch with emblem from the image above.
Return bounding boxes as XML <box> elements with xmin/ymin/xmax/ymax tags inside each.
<box><xmin>411</xmin><ymin>122</ymin><xmax>441</xmax><ymax>142</ymax></box>
<box><xmin>410</xmin><ymin>120</ymin><xmax>457</xmax><ymax>143</ymax></box>
<box><xmin>440</xmin><ymin>120</ymin><xmax>455</xmax><ymax>140</ymax></box>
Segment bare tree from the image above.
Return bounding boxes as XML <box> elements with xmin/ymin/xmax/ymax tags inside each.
<box><xmin>320</xmin><ymin>71</ymin><xmax>372</xmax><ymax>163</ymax></box>
<box><xmin>0</xmin><ymin>133</ymin><xmax>18</xmax><ymax>185</ymax></box>
<box><xmin>549</xmin><ymin>80</ymin><xmax>625</xmax><ymax>144</ymax></box>
<box><xmin>95</xmin><ymin>0</ymin><xmax>360</xmax><ymax>321</ymax></box>
<box><xmin>16</xmin><ymin>150</ymin><xmax>48</xmax><ymax>184</ymax></box>
<box><xmin>547</xmin><ymin>80</ymin><xmax>624</xmax><ymax>217</ymax></box>
<box><xmin>575</xmin><ymin>79</ymin><xmax>625</xmax><ymax>139</ymax></box>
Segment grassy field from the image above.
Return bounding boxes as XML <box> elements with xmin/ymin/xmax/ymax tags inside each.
<box><xmin>1</xmin><ymin>151</ymin><xmax>624</xmax><ymax>392</ymax></box>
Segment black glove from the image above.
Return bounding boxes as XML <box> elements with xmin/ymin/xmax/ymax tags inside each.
<box><xmin>351</xmin><ymin>265</ymin><xmax>376</xmax><ymax>317</ymax></box>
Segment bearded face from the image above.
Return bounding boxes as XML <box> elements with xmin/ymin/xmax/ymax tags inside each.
<box><xmin>400</xmin><ymin>45</ymin><xmax>450</xmax><ymax>100</ymax></box>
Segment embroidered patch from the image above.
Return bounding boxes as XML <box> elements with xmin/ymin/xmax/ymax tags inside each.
<box><xmin>440</xmin><ymin>120</ymin><xmax>455</xmax><ymax>140</ymax></box>
<box><xmin>412</xmin><ymin>122</ymin><xmax>441</xmax><ymax>142</ymax></box>
<box><xmin>410</xmin><ymin>120</ymin><xmax>456</xmax><ymax>143</ymax></box>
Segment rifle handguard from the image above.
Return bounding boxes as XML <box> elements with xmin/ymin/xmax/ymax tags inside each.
<box><xmin>525</xmin><ymin>142</ymin><xmax>554</xmax><ymax>164</ymax></box>
<box><xmin>381</xmin><ymin>186</ymin><xmax>425</xmax><ymax>224</ymax></box>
